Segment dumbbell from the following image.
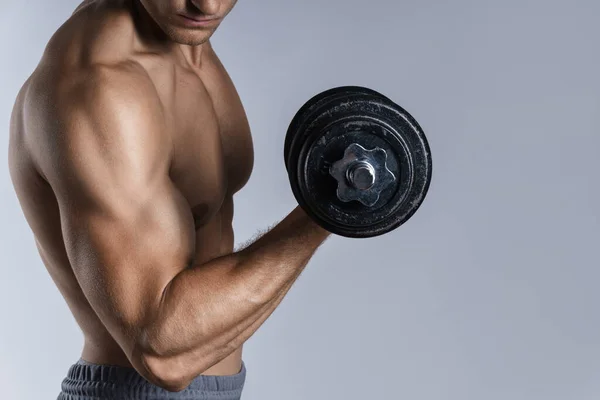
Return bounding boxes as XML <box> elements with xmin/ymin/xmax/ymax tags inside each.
<box><xmin>284</xmin><ymin>86</ymin><xmax>432</xmax><ymax>238</ymax></box>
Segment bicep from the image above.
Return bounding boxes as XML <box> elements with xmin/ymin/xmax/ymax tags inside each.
<box><xmin>57</xmin><ymin>167</ymin><xmax>195</xmax><ymax>339</ymax></box>
<box><xmin>38</xmin><ymin>71</ymin><xmax>196</xmax><ymax>354</ymax></box>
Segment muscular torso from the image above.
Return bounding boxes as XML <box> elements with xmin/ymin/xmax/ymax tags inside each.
<box><xmin>9</xmin><ymin>0</ymin><xmax>253</xmax><ymax>376</ymax></box>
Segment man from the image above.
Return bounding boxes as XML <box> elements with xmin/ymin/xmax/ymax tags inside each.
<box><xmin>8</xmin><ymin>0</ymin><xmax>330</xmax><ymax>399</ymax></box>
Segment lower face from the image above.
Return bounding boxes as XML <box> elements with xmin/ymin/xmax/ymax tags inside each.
<box><xmin>137</xmin><ymin>0</ymin><xmax>238</xmax><ymax>46</ymax></box>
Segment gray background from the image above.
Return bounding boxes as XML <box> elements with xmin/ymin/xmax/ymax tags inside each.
<box><xmin>1</xmin><ymin>1</ymin><xmax>599</xmax><ymax>399</ymax></box>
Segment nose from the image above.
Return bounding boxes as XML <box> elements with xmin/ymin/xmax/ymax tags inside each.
<box><xmin>189</xmin><ymin>0</ymin><xmax>220</xmax><ymax>16</ymax></box>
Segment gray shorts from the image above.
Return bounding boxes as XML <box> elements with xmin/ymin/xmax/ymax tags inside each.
<box><xmin>57</xmin><ymin>358</ymin><xmax>247</xmax><ymax>400</ymax></box>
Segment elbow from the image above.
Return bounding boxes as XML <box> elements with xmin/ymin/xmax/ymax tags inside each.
<box><xmin>133</xmin><ymin>337</ymin><xmax>217</xmax><ymax>392</ymax></box>
<box><xmin>139</xmin><ymin>352</ymin><xmax>193</xmax><ymax>392</ymax></box>
<box><xmin>131</xmin><ymin>335</ymin><xmax>193</xmax><ymax>392</ymax></box>
<box><xmin>131</xmin><ymin>308</ymin><xmax>225</xmax><ymax>392</ymax></box>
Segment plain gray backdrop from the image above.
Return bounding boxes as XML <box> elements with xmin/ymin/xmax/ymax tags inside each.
<box><xmin>1</xmin><ymin>1</ymin><xmax>599</xmax><ymax>399</ymax></box>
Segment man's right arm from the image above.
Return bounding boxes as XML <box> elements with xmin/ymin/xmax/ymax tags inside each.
<box><xmin>31</xmin><ymin>65</ymin><xmax>330</xmax><ymax>391</ymax></box>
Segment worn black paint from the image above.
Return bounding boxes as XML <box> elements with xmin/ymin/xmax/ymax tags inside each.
<box><xmin>285</xmin><ymin>86</ymin><xmax>432</xmax><ymax>238</ymax></box>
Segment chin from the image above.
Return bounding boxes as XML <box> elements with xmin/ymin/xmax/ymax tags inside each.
<box><xmin>160</xmin><ymin>25</ymin><xmax>214</xmax><ymax>45</ymax></box>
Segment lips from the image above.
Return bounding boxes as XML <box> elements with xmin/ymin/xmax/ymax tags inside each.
<box><xmin>179</xmin><ymin>14</ymin><xmax>219</xmax><ymax>23</ymax></box>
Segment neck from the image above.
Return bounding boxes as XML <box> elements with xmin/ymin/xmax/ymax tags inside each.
<box><xmin>179</xmin><ymin>44</ymin><xmax>208</xmax><ymax>67</ymax></box>
<box><xmin>129</xmin><ymin>0</ymin><xmax>207</xmax><ymax>67</ymax></box>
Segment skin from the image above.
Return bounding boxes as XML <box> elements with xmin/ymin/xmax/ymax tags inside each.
<box><xmin>8</xmin><ymin>0</ymin><xmax>330</xmax><ymax>392</ymax></box>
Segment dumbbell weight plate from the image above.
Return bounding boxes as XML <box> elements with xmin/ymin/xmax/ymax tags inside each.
<box><xmin>285</xmin><ymin>86</ymin><xmax>432</xmax><ymax>238</ymax></box>
<box><xmin>284</xmin><ymin>86</ymin><xmax>388</xmax><ymax>171</ymax></box>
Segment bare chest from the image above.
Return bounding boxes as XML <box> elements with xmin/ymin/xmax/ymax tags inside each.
<box><xmin>149</xmin><ymin>61</ymin><xmax>254</xmax><ymax>228</ymax></box>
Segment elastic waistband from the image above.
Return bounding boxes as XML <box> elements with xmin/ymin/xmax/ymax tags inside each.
<box><xmin>60</xmin><ymin>358</ymin><xmax>246</xmax><ymax>398</ymax></box>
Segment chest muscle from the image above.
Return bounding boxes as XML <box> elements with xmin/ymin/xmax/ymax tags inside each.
<box><xmin>150</xmin><ymin>59</ymin><xmax>253</xmax><ymax>228</ymax></box>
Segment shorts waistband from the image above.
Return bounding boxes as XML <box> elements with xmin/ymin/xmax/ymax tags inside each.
<box><xmin>59</xmin><ymin>358</ymin><xmax>246</xmax><ymax>399</ymax></box>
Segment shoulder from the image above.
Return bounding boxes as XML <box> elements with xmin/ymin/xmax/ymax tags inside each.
<box><xmin>24</xmin><ymin>1</ymin><xmax>168</xmax><ymax>132</ymax></box>
<box><xmin>23</xmin><ymin>0</ymin><xmax>158</xmax><ymax>117</ymax></box>
<box><xmin>26</xmin><ymin>60</ymin><xmax>160</xmax><ymax>140</ymax></box>
<box><xmin>41</xmin><ymin>0</ymin><xmax>142</xmax><ymax>70</ymax></box>
<box><xmin>20</xmin><ymin>61</ymin><xmax>168</xmax><ymax>188</ymax></box>
<box><xmin>12</xmin><ymin>1</ymin><xmax>170</xmax><ymax>190</ymax></box>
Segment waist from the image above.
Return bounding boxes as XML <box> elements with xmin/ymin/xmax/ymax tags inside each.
<box><xmin>82</xmin><ymin>341</ymin><xmax>244</xmax><ymax>375</ymax></box>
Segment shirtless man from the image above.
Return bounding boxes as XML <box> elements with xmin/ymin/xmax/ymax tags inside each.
<box><xmin>8</xmin><ymin>1</ymin><xmax>330</xmax><ymax>398</ymax></box>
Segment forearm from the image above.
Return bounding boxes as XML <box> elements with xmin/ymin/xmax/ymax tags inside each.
<box><xmin>148</xmin><ymin>263</ymin><xmax>301</xmax><ymax>388</ymax></box>
<box><xmin>188</xmin><ymin>249</ymin><xmax>309</xmax><ymax>364</ymax></box>
<box><xmin>139</xmin><ymin>206</ymin><xmax>329</xmax><ymax>386</ymax></box>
